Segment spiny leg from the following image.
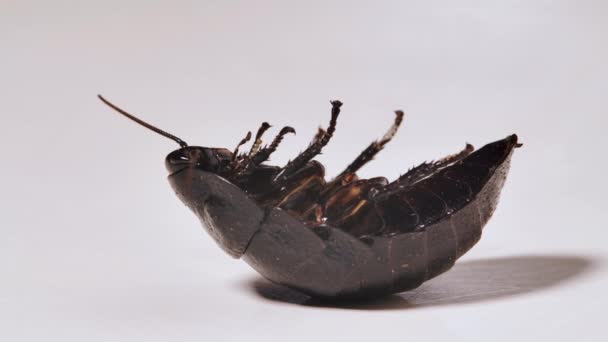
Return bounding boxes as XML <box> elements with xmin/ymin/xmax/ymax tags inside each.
<box><xmin>234</xmin><ymin>123</ymin><xmax>283</xmax><ymax>175</ymax></box>
<box><xmin>377</xmin><ymin>143</ymin><xmax>475</xmax><ymax>197</ymax></box>
<box><xmin>230</xmin><ymin>131</ymin><xmax>252</xmax><ymax>168</ymax></box>
<box><xmin>250</xmin><ymin>126</ymin><xmax>296</xmax><ymax>165</ymax></box>
<box><xmin>272</xmin><ymin>100</ymin><xmax>342</xmax><ymax>186</ymax></box>
<box><xmin>313</xmin><ymin>127</ymin><xmax>326</xmax><ymax>143</ymax></box>
<box><xmin>316</xmin><ymin>101</ymin><xmax>341</xmax><ymax>147</ymax></box>
<box><xmin>248</xmin><ymin>122</ymin><xmax>272</xmax><ymax>157</ymax></box>
<box><xmin>338</xmin><ymin>110</ymin><xmax>404</xmax><ymax>177</ymax></box>
<box><xmin>271</xmin><ymin>161</ymin><xmax>327</xmax><ymax>213</ymax></box>
<box><xmin>433</xmin><ymin>143</ymin><xmax>474</xmax><ymax>168</ymax></box>
<box><xmin>318</xmin><ymin>111</ymin><xmax>403</xmax><ymax>202</ymax></box>
<box><xmin>232</xmin><ymin>125</ymin><xmax>296</xmax><ymax>182</ymax></box>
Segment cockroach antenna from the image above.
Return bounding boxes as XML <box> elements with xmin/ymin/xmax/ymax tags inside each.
<box><xmin>98</xmin><ymin>94</ymin><xmax>188</xmax><ymax>148</ymax></box>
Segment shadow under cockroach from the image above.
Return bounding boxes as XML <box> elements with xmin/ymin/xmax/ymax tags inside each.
<box><xmin>244</xmin><ymin>255</ymin><xmax>596</xmax><ymax>309</ymax></box>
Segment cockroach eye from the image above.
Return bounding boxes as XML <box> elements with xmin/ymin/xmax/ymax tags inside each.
<box><xmin>164</xmin><ymin>147</ymin><xmax>221</xmax><ymax>174</ymax></box>
<box><xmin>101</xmin><ymin>95</ymin><xmax>521</xmax><ymax>300</ymax></box>
<box><xmin>165</xmin><ymin>149</ymin><xmax>194</xmax><ymax>173</ymax></box>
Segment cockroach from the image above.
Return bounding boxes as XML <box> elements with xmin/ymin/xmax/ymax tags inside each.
<box><xmin>99</xmin><ymin>95</ymin><xmax>521</xmax><ymax>300</ymax></box>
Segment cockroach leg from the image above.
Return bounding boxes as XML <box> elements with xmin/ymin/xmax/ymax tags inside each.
<box><xmin>230</xmin><ymin>131</ymin><xmax>252</xmax><ymax>167</ymax></box>
<box><xmin>338</xmin><ymin>110</ymin><xmax>404</xmax><ymax>177</ymax></box>
<box><xmin>376</xmin><ymin>143</ymin><xmax>475</xmax><ymax>198</ymax></box>
<box><xmin>248</xmin><ymin>122</ymin><xmax>272</xmax><ymax>157</ymax></box>
<box><xmin>317</xmin><ymin>111</ymin><xmax>403</xmax><ymax>202</ymax></box>
<box><xmin>272</xmin><ymin>100</ymin><xmax>342</xmax><ymax>187</ymax></box>
<box><xmin>316</xmin><ymin>101</ymin><xmax>341</xmax><ymax>147</ymax></box>
<box><xmin>313</xmin><ymin>127</ymin><xmax>326</xmax><ymax>143</ymax></box>
<box><xmin>250</xmin><ymin>126</ymin><xmax>296</xmax><ymax>165</ymax></box>
<box><xmin>275</xmin><ymin>173</ymin><xmax>326</xmax><ymax>209</ymax></box>
<box><xmin>434</xmin><ymin>143</ymin><xmax>475</xmax><ymax>168</ymax></box>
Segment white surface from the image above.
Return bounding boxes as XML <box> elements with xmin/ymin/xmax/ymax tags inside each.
<box><xmin>1</xmin><ymin>1</ymin><xmax>606</xmax><ymax>341</ymax></box>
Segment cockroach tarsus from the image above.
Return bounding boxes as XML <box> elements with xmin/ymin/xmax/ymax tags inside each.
<box><xmin>99</xmin><ymin>94</ymin><xmax>521</xmax><ymax>300</ymax></box>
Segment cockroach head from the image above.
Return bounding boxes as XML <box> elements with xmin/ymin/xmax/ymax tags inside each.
<box><xmin>165</xmin><ymin>146</ymin><xmax>232</xmax><ymax>174</ymax></box>
<box><xmin>98</xmin><ymin>95</ymin><xmax>232</xmax><ymax>174</ymax></box>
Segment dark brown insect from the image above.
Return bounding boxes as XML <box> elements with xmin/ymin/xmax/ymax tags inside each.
<box><xmin>99</xmin><ymin>95</ymin><xmax>520</xmax><ymax>300</ymax></box>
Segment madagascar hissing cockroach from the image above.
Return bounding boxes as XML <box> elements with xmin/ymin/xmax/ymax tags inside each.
<box><xmin>99</xmin><ymin>95</ymin><xmax>521</xmax><ymax>300</ymax></box>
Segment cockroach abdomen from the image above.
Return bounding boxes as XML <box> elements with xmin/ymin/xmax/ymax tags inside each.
<box><xmin>168</xmin><ymin>168</ymin><xmax>263</xmax><ymax>258</ymax></box>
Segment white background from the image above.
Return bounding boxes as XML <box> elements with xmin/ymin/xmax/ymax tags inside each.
<box><xmin>1</xmin><ymin>1</ymin><xmax>606</xmax><ymax>341</ymax></box>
